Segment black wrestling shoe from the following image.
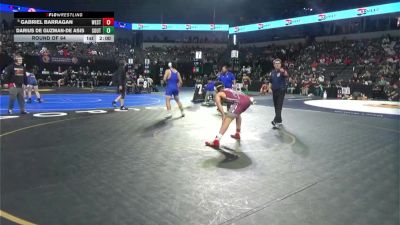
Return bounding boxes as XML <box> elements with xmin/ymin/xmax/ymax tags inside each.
<box><xmin>112</xmin><ymin>101</ymin><xmax>117</xmax><ymax>108</ymax></box>
<box><xmin>7</xmin><ymin>109</ymin><xmax>12</xmax><ymax>115</ymax></box>
<box><xmin>20</xmin><ymin>111</ymin><xmax>29</xmax><ymax>115</ymax></box>
<box><xmin>120</xmin><ymin>106</ymin><xmax>128</xmax><ymax>111</ymax></box>
<box><xmin>271</xmin><ymin>121</ymin><xmax>277</xmax><ymax>127</ymax></box>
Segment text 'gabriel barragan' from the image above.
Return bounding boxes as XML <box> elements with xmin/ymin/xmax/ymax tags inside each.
<box><xmin>18</xmin><ymin>19</ymin><xmax>74</xmax><ymax>25</ymax></box>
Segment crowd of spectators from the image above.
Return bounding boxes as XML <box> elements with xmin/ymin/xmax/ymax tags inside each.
<box><xmin>40</xmin><ymin>65</ymin><xmax>154</xmax><ymax>94</ymax></box>
<box><xmin>238</xmin><ymin>36</ymin><xmax>399</xmax><ymax>101</ymax></box>
<box><xmin>143</xmin><ymin>46</ymin><xmax>226</xmax><ymax>65</ymax></box>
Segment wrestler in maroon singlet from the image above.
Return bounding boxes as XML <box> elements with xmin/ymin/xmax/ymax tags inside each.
<box><xmin>205</xmin><ymin>82</ymin><xmax>252</xmax><ymax>148</ymax></box>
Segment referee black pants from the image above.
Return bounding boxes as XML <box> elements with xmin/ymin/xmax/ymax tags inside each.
<box><xmin>272</xmin><ymin>89</ymin><xmax>285</xmax><ymax>123</ymax></box>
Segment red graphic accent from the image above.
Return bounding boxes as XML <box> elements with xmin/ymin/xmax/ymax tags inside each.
<box><xmin>357</xmin><ymin>8</ymin><xmax>367</xmax><ymax>16</ymax></box>
<box><xmin>258</xmin><ymin>23</ymin><xmax>264</xmax><ymax>29</ymax></box>
<box><xmin>102</xmin><ymin>18</ymin><xmax>114</xmax><ymax>26</ymax></box>
<box><xmin>318</xmin><ymin>14</ymin><xmax>326</xmax><ymax>21</ymax></box>
<box><xmin>285</xmin><ymin>19</ymin><xmax>292</xmax><ymax>25</ymax></box>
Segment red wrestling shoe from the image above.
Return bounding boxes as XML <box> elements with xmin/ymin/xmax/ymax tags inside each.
<box><xmin>230</xmin><ymin>133</ymin><xmax>241</xmax><ymax>140</ymax></box>
<box><xmin>205</xmin><ymin>139</ymin><xmax>220</xmax><ymax>148</ymax></box>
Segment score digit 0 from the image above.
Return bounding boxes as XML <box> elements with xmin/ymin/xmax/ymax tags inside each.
<box><xmin>102</xmin><ymin>26</ymin><xmax>115</xmax><ymax>34</ymax></box>
<box><xmin>102</xmin><ymin>18</ymin><xmax>114</xmax><ymax>26</ymax></box>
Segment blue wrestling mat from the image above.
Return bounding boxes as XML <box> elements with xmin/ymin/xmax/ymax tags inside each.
<box><xmin>0</xmin><ymin>93</ymin><xmax>165</xmax><ymax>114</ymax></box>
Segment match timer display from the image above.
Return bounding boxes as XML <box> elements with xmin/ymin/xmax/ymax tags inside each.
<box><xmin>13</xmin><ymin>12</ymin><xmax>114</xmax><ymax>43</ymax></box>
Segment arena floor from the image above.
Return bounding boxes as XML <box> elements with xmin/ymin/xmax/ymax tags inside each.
<box><xmin>1</xmin><ymin>89</ymin><xmax>399</xmax><ymax>225</ymax></box>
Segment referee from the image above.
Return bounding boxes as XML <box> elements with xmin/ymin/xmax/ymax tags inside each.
<box><xmin>112</xmin><ymin>59</ymin><xmax>128</xmax><ymax>110</ymax></box>
<box><xmin>269</xmin><ymin>58</ymin><xmax>289</xmax><ymax>127</ymax></box>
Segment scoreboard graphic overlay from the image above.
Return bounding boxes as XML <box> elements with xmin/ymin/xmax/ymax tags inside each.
<box><xmin>14</xmin><ymin>12</ymin><xmax>114</xmax><ymax>43</ymax></box>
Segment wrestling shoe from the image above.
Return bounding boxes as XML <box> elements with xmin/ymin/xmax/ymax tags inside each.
<box><xmin>7</xmin><ymin>109</ymin><xmax>12</xmax><ymax>115</ymax></box>
<box><xmin>112</xmin><ymin>101</ymin><xmax>117</xmax><ymax>108</ymax></box>
<box><xmin>181</xmin><ymin>110</ymin><xmax>185</xmax><ymax>117</ymax></box>
<box><xmin>20</xmin><ymin>111</ymin><xmax>29</xmax><ymax>115</ymax></box>
<box><xmin>205</xmin><ymin>139</ymin><xmax>220</xmax><ymax>148</ymax></box>
<box><xmin>165</xmin><ymin>112</ymin><xmax>172</xmax><ymax>119</ymax></box>
<box><xmin>230</xmin><ymin>133</ymin><xmax>241</xmax><ymax>140</ymax></box>
<box><xmin>120</xmin><ymin>106</ymin><xmax>128</xmax><ymax>111</ymax></box>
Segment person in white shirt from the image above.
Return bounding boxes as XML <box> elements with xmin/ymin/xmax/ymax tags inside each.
<box><xmin>318</xmin><ymin>75</ymin><xmax>324</xmax><ymax>83</ymax></box>
<box><xmin>246</xmin><ymin>66</ymin><xmax>252</xmax><ymax>74</ymax></box>
<box><xmin>147</xmin><ymin>77</ymin><xmax>154</xmax><ymax>92</ymax></box>
<box><xmin>137</xmin><ymin>75</ymin><xmax>144</xmax><ymax>93</ymax></box>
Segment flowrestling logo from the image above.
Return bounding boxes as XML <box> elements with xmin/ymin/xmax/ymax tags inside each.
<box><xmin>317</xmin><ymin>13</ymin><xmax>336</xmax><ymax>21</ymax></box>
<box><xmin>357</xmin><ymin>8</ymin><xmax>367</xmax><ymax>16</ymax></box>
<box><xmin>210</xmin><ymin>24</ymin><xmax>215</xmax><ymax>30</ymax></box>
<box><xmin>234</xmin><ymin>26</ymin><xmax>240</xmax><ymax>32</ymax></box>
<box><xmin>357</xmin><ymin>7</ymin><xmax>379</xmax><ymax>16</ymax></box>
<box><xmin>285</xmin><ymin>18</ymin><xmax>300</xmax><ymax>26</ymax></box>
<box><xmin>162</xmin><ymin>24</ymin><xmax>168</xmax><ymax>30</ymax></box>
<box><xmin>186</xmin><ymin>24</ymin><xmax>191</xmax><ymax>30</ymax></box>
<box><xmin>257</xmin><ymin>23</ymin><xmax>271</xmax><ymax>29</ymax></box>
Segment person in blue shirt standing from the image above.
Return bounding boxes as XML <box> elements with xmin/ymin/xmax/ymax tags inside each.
<box><xmin>269</xmin><ymin>58</ymin><xmax>289</xmax><ymax>128</ymax></box>
<box><xmin>204</xmin><ymin>78</ymin><xmax>216</xmax><ymax>104</ymax></box>
<box><xmin>218</xmin><ymin>65</ymin><xmax>236</xmax><ymax>89</ymax></box>
<box><xmin>164</xmin><ymin>62</ymin><xmax>185</xmax><ymax>119</ymax></box>
<box><xmin>217</xmin><ymin>65</ymin><xmax>236</xmax><ymax>111</ymax></box>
